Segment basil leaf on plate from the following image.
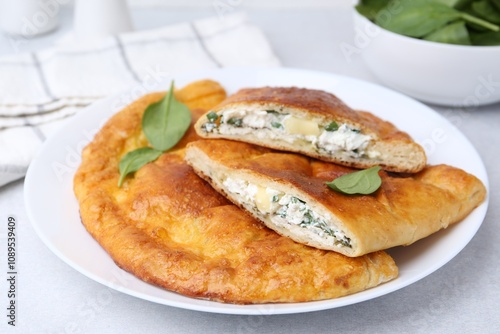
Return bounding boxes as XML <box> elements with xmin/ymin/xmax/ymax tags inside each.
<box><xmin>424</xmin><ymin>20</ymin><xmax>472</xmax><ymax>44</ymax></box>
<box><xmin>142</xmin><ymin>81</ymin><xmax>192</xmax><ymax>151</ymax></box>
<box><xmin>326</xmin><ymin>166</ymin><xmax>382</xmax><ymax>195</ymax></box>
<box><xmin>118</xmin><ymin>80</ymin><xmax>192</xmax><ymax>187</ymax></box>
<box><xmin>118</xmin><ymin>147</ymin><xmax>163</xmax><ymax>187</ymax></box>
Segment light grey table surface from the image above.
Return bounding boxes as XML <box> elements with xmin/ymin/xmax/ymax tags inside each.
<box><xmin>0</xmin><ymin>4</ymin><xmax>499</xmax><ymax>334</ymax></box>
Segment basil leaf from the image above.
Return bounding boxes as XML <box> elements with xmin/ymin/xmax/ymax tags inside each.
<box><xmin>142</xmin><ymin>81</ymin><xmax>192</xmax><ymax>151</ymax></box>
<box><xmin>326</xmin><ymin>166</ymin><xmax>382</xmax><ymax>195</ymax></box>
<box><xmin>424</xmin><ymin>20</ymin><xmax>472</xmax><ymax>44</ymax></box>
<box><xmin>118</xmin><ymin>147</ymin><xmax>163</xmax><ymax>187</ymax></box>
<box><xmin>376</xmin><ymin>1</ymin><xmax>462</xmax><ymax>37</ymax></box>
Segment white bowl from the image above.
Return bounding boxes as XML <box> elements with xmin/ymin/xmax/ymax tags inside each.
<box><xmin>352</xmin><ymin>9</ymin><xmax>500</xmax><ymax>107</ymax></box>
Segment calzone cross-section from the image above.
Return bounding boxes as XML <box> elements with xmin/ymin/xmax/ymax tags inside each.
<box><xmin>194</xmin><ymin>86</ymin><xmax>427</xmax><ymax>173</ymax></box>
<box><xmin>185</xmin><ymin>139</ymin><xmax>486</xmax><ymax>257</ymax></box>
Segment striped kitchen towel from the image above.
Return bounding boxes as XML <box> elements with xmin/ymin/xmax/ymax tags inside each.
<box><xmin>0</xmin><ymin>12</ymin><xmax>280</xmax><ymax>187</ymax></box>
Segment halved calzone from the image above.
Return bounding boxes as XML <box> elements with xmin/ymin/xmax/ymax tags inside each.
<box><xmin>194</xmin><ymin>87</ymin><xmax>427</xmax><ymax>173</ymax></box>
<box><xmin>185</xmin><ymin>139</ymin><xmax>486</xmax><ymax>257</ymax></box>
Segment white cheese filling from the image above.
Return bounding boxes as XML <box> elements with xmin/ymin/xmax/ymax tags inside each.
<box><xmin>222</xmin><ymin>177</ymin><xmax>351</xmax><ymax>248</ymax></box>
<box><xmin>318</xmin><ymin>124</ymin><xmax>369</xmax><ymax>154</ymax></box>
<box><xmin>203</xmin><ymin>109</ymin><xmax>376</xmax><ymax>159</ymax></box>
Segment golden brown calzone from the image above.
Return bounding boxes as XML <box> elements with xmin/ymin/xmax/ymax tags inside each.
<box><xmin>73</xmin><ymin>80</ymin><xmax>398</xmax><ymax>304</ymax></box>
<box><xmin>185</xmin><ymin>139</ymin><xmax>486</xmax><ymax>257</ymax></box>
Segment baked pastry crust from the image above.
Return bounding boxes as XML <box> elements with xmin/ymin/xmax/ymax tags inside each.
<box><xmin>194</xmin><ymin>87</ymin><xmax>427</xmax><ymax>173</ymax></box>
<box><xmin>185</xmin><ymin>139</ymin><xmax>486</xmax><ymax>257</ymax></box>
<box><xmin>73</xmin><ymin>80</ymin><xmax>398</xmax><ymax>304</ymax></box>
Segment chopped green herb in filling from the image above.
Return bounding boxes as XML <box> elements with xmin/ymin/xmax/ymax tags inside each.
<box><xmin>222</xmin><ymin>177</ymin><xmax>351</xmax><ymax>247</ymax></box>
<box><xmin>325</xmin><ymin>121</ymin><xmax>339</xmax><ymax>131</ymax></box>
<box><xmin>227</xmin><ymin>117</ymin><xmax>243</xmax><ymax>127</ymax></box>
<box><xmin>203</xmin><ymin>109</ymin><xmax>371</xmax><ymax>159</ymax></box>
<box><xmin>265</xmin><ymin>110</ymin><xmax>281</xmax><ymax>115</ymax></box>
<box><xmin>271</xmin><ymin>121</ymin><xmax>283</xmax><ymax>129</ymax></box>
<box><xmin>273</xmin><ymin>195</ymin><xmax>351</xmax><ymax>247</ymax></box>
<box><xmin>206</xmin><ymin>111</ymin><xmax>218</xmax><ymax>122</ymax></box>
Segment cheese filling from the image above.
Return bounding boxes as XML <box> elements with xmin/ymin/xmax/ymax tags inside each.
<box><xmin>202</xmin><ymin>109</ymin><xmax>376</xmax><ymax>159</ymax></box>
<box><xmin>222</xmin><ymin>177</ymin><xmax>351</xmax><ymax>248</ymax></box>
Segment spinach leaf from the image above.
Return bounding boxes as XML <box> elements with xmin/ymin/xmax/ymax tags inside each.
<box><xmin>356</xmin><ymin>0</ymin><xmax>390</xmax><ymax>20</ymax></box>
<box><xmin>118</xmin><ymin>147</ymin><xmax>163</xmax><ymax>187</ymax></box>
<box><xmin>491</xmin><ymin>0</ymin><xmax>500</xmax><ymax>11</ymax></box>
<box><xmin>424</xmin><ymin>20</ymin><xmax>472</xmax><ymax>44</ymax></box>
<box><xmin>376</xmin><ymin>0</ymin><xmax>462</xmax><ymax>37</ymax></box>
<box><xmin>325</xmin><ymin>121</ymin><xmax>339</xmax><ymax>131</ymax></box>
<box><xmin>461</xmin><ymin>11</ymin><xmax>500</xmax><ymax>30</ymax></box>
<box><xmin>227</xmin><ymin>117</ymin><xmax>243</xmax><ymax>127</ymax></box>
<box><xmin>453</xmin><ymin>0</ymin><xmax>476</xmax><ymax>9</ymax></box>
<box><xmin>326</xmin><ymin>166</ymin><xmax>382</xmax><ymax>195</ymax></box>
<box><xmin>433</xmin><ymin>0</ymin><xmax>469</xmax><ymax>8</ymax></box>
<box><xmin>359</xmin><ymin>0</ymin><xmax>499</xmax><ymax>44</ymax></box>
<box><xmin>271</xmin><ymin>121</ymin><xmax>283</xmax><ymax>129</ymax></box>
<box><xmin>142</xmin><ymin>81</ymin><xmax>192</xmax><ymax>151</ymax></box>
<box><xmin>470</xmin><ymin>29</ymin><xmax>500</xmax><ymax>44</ymax></box>
<box><xmin>471</xmin><ymin>0</ymin><xmax>500</xmax><ymax>24</ymax></box>
<box><xmin>265</xmin><ymin>110</ymin><xmax>280</xmax><ymax>115</ymax></box>
<box><xmin>206</xmin><ymin>111</ymin><xmax>218</xmax><ymax>122</ymax></box>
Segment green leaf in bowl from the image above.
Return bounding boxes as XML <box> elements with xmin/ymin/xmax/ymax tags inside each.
<box><xmin>470</xmin><ymin>29</ymin><xmax>500</xmax><ymax>44</ymax></box>
<box><xmin>356</xmin><ymin>0</ymin><xmax>390</xmax><ymax>20</ymax></box>
<box><xmin>375</xmin><ymin>0</ymin><xmax>462</xmax><ymax>37</ymax></box>
<box><xmin>424</xmin><ymin>20</ymin><xmax>472</xmax><ymax>44</ymax></box>
<box><xmin>471</xmin><ymin>0</ymin><xmax>500</xmax><ymax>24</ymax></box>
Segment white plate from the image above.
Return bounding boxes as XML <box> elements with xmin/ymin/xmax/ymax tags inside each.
<box><xmin>24</xmin><ymin>67</ymin><xmax>489</xmax><ymax>315</ymax></box>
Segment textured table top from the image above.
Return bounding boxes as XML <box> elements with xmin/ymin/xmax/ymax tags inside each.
<box><xmin>1</xmin><ymin>3</ymin><xmax>499</xmax><ymax>334</ymax></box>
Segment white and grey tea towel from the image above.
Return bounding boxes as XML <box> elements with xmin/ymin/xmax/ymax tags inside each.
<box><xmin>0</xmin><ymin>12</ymin><xmax>280</xmax><ymax>187</ymax></box>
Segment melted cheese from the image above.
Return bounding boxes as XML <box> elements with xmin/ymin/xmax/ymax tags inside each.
<box><xmin>255</xmin><ymin>186</ymin><xmax>272</xmax><ymax>212</ymax></box>
<box><xmin>283</xmin><ymin>116</ymin><xmax>320</xmax><ymax>136</ymax></box>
